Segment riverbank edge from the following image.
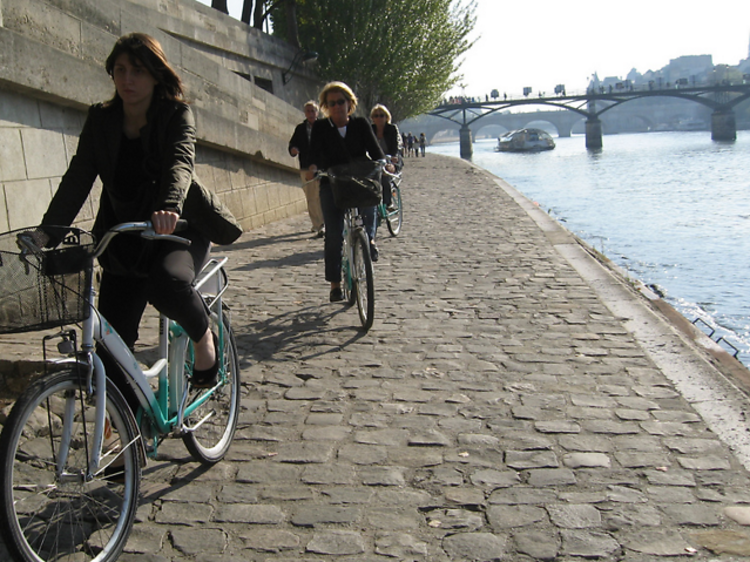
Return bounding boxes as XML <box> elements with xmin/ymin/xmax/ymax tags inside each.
<box><xmin>466</xmin><ymin>155</ymin><xmax>750</xmax><ymax>470</ymax></box>
<box><xmin>478</xmin><ymin>160</ymin><xmax>750</xmax><ymax>394</ymax></box>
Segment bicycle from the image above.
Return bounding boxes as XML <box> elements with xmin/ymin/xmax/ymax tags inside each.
<box><xmin>0</xmin><ymin>221</ymin><xmax>241</xmax><ymax>562</ymax></box>
<box><xmin>315</xmin><ymin>163</ymin><xmax>386</xmax><ymax>332</ymax></box>
<box><xmin>376</xmin><ymin>160</ymin><xmax>403</xmax><ymax>237</ymax></box>
<box><xmin>341</xmin><ymin>205</ymin><xmax>374</xmax><ymax>331</ymax></box>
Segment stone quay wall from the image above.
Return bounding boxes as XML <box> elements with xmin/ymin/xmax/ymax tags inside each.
<box><xmin>0</xmin><ymin>0</ymin><xmax>322</xmax><ymax>233</ymax></box>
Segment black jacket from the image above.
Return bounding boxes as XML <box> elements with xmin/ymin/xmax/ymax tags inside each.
<box><xmin>308</xmin><ymin>116</ymin><xmax>385</xmax><ymax>173</ymax></box>
<box><xmin>288</xmin><ymin>119</ymin><xmax>315</xmax><ymax>169</ymax></box>
<box><xmin>42</xmin><ymin>99</ymin><xmax>241</xmax><ymax>245</ymax></box>
<box><xmin>372</xmin><ymin>122</ymin><xmax>403</xmax><ymax>157</ymax></box>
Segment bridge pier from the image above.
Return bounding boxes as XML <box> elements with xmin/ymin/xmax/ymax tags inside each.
<box><xmin>711</xmin><ymin>110</ymin><xmax>736</xmax><ymax>141</ymax></box>
<box><xmin>585</xmin><ymin>118</ymin><xmax>603</xmax><ymax>150</ymax></box>
<box><xmin>459</xmin><ymin>125</ymin><xmax>473</xmax><ymax>159</ymax></box>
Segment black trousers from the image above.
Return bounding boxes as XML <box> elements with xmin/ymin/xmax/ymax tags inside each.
<box><xmin>319</xmin><ymin>183</ymin><xmax>344</xmax><ymax>283</ymax></box>
<box><xmin>381</xmin><ymin>176</ymin><xmax>392</xmax><ymax>208</ymax></box>
<box><xmin>98</xmin><ymin>228</ymin><xmax>211</xmax><ymax>349</ymax></box>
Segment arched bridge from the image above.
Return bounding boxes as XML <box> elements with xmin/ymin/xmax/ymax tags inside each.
<box><xmin>406</xmin><ymin>110</ymin><xmax>584</xmax><ymax>142</ymax></box>
<box><xmin>427</xmin><ymin>83</ymin><xmax>750</xmax><ymax>157</ymax></box>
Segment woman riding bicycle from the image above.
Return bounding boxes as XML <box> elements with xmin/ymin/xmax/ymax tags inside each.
<box><xmin>370</xmin><ymin>104</ymin><xmax>403</xmax><ymax>212</ymax></box>
<box><xmin>306</xmin><ymin>82</ymin><xmax>387</xmax><ymax>301</ymax></box>
<box><xmin>39</xmin><ymin>33</ymin><xmax>241</xmax><ymax>389</ymax></box>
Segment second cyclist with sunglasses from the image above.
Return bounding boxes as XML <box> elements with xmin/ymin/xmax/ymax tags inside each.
<box><xmin>307</xmin><ymin>81</ymin><xmax>389</xmax><ymax>302</ymax></box>
<box><xmin>370</xmin><ymin>104</ymin><xmax>403</xmax><ymax>213</ymax></box>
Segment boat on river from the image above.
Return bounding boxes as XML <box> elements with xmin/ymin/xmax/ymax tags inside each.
<box><xmin>495</xmin><ymin>128</ymin><xmax>555</xmax><ymax>152</ymax></box>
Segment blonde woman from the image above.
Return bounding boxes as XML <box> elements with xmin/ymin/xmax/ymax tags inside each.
<box><xmin>307</xmin><ymin>82</ymin><xmax>385</xmax><ymax>301</ymax></box>
<box><xmin>370</xmin><ymin>103</ymin><xmax>403</xmax><ymax>211</ymax></box>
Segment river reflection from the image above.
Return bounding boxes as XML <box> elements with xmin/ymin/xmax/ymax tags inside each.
<box><xmin>430</xmin><ymin>131</ymin><xmax>750</xmax><ymax>366</ymax></box>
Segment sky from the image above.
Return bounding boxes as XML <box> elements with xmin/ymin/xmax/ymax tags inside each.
<box><xmin>197</xmin><ymin>0</ymin><xmax>750</xmax><ymax>97</ymax></box>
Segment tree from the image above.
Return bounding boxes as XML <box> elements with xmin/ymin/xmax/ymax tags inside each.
<box><xmin>271</xmin><ymin>0</ymin><xmax>476</xmax><ymax>121</ymax></box>
<box><xmin>239</xmin><ymin>0</ymin><xmax>297</xmax><ymax>40</ymax></box>
<box><xmin>211</xmin><ymin>0</ymin><xmax>229</xmax><ymax>14</ymax></box>
<box><xmin>241</xmin><ymin>0</ymin><xmax>253</xmax><ymax>24</ymax></box>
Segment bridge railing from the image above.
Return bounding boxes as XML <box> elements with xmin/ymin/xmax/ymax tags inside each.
<box><xmin>442</xmin><ymin>80</ymin><xmax>750</xmax><ymax>107</ymax></box>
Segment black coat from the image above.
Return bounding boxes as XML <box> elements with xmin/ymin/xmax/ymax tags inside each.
<box><xmin>288</xmin><ymin>120</ymin><xmax>315</xmax><ymax>169</ymax></box>
<box><xmin>42</xmin><ymin>99</ymin><xmax>241</xmax><ymax>245</ymax></box>
<box><xmin>372</xmin><ymin>122</ymin><xmax>403</xmax><ymax>157</ymax></box>
<box><xmin>308</xmin><ymin>116</ymin><xmax>385</xmax><ymax>174</ymax></box>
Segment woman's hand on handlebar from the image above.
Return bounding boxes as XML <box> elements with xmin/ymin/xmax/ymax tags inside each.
<box><xmin>151</xmin><ymin>210</ymin><xmax>180</xmax><ymax>235</ymax></box>
<box><xmin>385</xmin><ymin>155</ymin><xmax>400</xmax><ymax>174</ymax></box>
<box><xmin>305</xmin><ymin>166</ymin><xmax>318</xmax><ymax>182</ymax></box>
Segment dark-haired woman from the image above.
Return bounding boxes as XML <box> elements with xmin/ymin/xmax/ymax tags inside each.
<box><xmin>41</xmin><ymin>33</ymin><xmax>241</xmax><ymax>389</ymax></box>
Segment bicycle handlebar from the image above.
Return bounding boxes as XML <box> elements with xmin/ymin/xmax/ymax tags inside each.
<box><xmin>92</xmin><ymin>220</ymin><xmax>190</xmax><ymax>259</ymax></box>
<box><xmin>312</xmin><ymin>158</ymin><xmax>401</xmax><ymax>182</ymax></box>
<box><xmin>16</xmin><ymin>220</ymin><xmax>192</xmax><ymax>263</ymax></box>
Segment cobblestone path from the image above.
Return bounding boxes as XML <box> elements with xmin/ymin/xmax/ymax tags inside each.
<box><xmin>3</xmin><ymin>154</ymin><xmax>750</xmax><ymax>561</ymax></box>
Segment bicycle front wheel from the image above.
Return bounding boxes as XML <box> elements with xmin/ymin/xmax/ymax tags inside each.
<box><xmin>342</xmin><ymin>229</ymin><xmax>356</xmax><ymax>306</ymax></box>
<box><xmin>183</xmin><ymin>307</ymin><xmax>241</xmax><ymax>464</ymax></box>
<box><xmin>0</xmin><ymin>369</ymin><xmax>141</xmax><ymax>562</ymax></box>
<box><xmin>386</xmin><ymin>185</ymin><xmax>403</xmax><ymax>236</ymax></box>
<box><xmin>352</xmin><ymin>229</ymin><xmax>375</xmax><ymax>331</ymax></box>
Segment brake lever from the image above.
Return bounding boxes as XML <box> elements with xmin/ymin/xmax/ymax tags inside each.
<box><xmin>16</xmin><ymin>233</ymin><xmax>44</xmax><ymax>274</ymax></box>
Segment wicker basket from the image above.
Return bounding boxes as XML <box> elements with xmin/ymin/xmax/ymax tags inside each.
<box><xmin>0</xmin><ymin>227</ymin><xmax>95</xmax><ymax>334</ymax></box>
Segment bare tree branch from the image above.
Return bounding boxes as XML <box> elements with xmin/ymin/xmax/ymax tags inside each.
<box><xmin>241</xmin><ymin>0</ymin><xmax>253</xmax><ymax>25</ymax></box>
<box><xmin>211</xmin><ymin>0</ymin><xmax>229</xmax><ymax>14</ymax></box>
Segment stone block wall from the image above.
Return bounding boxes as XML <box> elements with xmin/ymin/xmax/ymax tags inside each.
<box><xmin>0</xmin><ymin>0</ymin><xmax>321</xmax><ymax>233</ymax></box>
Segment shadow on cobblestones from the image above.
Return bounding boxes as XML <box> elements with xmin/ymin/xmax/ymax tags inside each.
<box><xmin>236</xmin><ymin>305</ymin><xmax>370</xmax><ymax>364</ymax></box>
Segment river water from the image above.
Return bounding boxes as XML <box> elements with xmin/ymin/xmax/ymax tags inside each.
<box><xmin>429</xmin><ymin>132</ymin><xmax>750</xmax><ymax>366</ymax></box>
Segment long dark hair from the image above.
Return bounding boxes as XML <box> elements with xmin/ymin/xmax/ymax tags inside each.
<box><xmin>104</xmin><ymin>33</ymin><xmax>185</xmax><ymax>106</ymax></box>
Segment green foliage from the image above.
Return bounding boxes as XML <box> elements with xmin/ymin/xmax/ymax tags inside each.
<box><xmin>272</xmin><ymin>0</ymin><xmax>476</xmax><ymax>121</ymax></box>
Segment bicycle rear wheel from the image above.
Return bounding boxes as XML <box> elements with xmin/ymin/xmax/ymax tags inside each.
<box><xmin>183</xmin><ymin>307</ymin><xmax>241</xmax><ymax>464</ymax></box>
<box><xmin>386</xmin><ymin>184</ymin><xmax>403</xmax><ymax>236</ymax></box>
<box><xmin>352</xmin><ymin>229</ymin><xmax>375</xmax><ymax>331</ymax></box>
<box><xmin>0</xmin><ymin>369</ymin><xmax>141</xmax><ymax>562</ymax></box>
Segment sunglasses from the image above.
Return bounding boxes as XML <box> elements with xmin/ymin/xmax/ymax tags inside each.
<box><xmin>327</xmin><ymin>98</ymin><xmax>347</xmax><ymax>107</ymax></box>
<box><xmin>372</xmin><ymin>114</ymin><xmax>386</xmax><ymax>118</ymax></box>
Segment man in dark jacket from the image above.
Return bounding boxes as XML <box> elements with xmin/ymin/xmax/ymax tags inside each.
<box><xmin>288</xmin><ymin>101</ymin><xmax>324</xmax><ymax>237</ymax></box>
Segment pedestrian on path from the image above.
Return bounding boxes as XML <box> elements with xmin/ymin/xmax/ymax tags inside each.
<box><xmin>288</xmin><ymin>101</ymin><xmax>325</xmax><ymax>238</ymax></box>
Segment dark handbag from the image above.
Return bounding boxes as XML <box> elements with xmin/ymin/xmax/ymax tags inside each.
<box><xmin>328</xmin><ymin>160</ymin><xmax>383</xmax><ymax>210</ymax></box>
<box><xmin>182</xmin><ymin>180</ymin><xmax>243</xmax><ymax>245</ymax></box>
